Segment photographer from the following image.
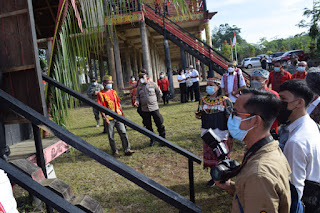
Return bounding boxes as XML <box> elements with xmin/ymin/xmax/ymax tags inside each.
<box><xmin>215</xmin><ymin>89</ymin><xmax>291</xmax><ymax>212</ymax></box>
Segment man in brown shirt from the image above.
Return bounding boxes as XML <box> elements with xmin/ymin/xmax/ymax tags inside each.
<box><xmin>215</xmin><ymin>88</ymin><xmax>291</xmax><ymax>213</ymax></box>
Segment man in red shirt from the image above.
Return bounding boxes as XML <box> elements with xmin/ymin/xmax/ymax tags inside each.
<box><xmin>292</xmin><ymin>61</ymin><xmax>308</xmax><ymax>80</ymax></box>
<box><xmin>251</xmin><ymin>68</ymin><xmax>279</xmax><ymax>134</ymax></box>
<box><xmin>268</xmin><ymin>61</ymin><xmax>292</xmax><ymax>92</ymax></box>
<box><xmin>157</xmin><ymin>72</ymin><xmax>170</xmax><ymax>105</ymax></box>
<box><xmin>97</xmin><ymin>75</ymin><xmax>134</xmax><ymax>157</ymax></box>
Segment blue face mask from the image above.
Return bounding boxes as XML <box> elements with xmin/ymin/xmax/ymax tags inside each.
<box><xmin>206</xmin><ymin>86</ymin><xmax>216</xmax><ymax>95</ymax></box>
<box><xmin>227</xmin><ymin>115</ymin><xmax>256</xmax><ymax>141</ymax></box>
<box><xmin>105</xmin><ymin>84</ymin><xmax>112</xmax><ymax>89</ymax></box>
<box><xmin>274</xmin><ymin>67</ymin><xmax>280</xmax><ymax>72</ymax></box>
<box><xmin>92</xmin><ymin>82</ymin><xmax>97</xmax><ymax>86</ymax></box>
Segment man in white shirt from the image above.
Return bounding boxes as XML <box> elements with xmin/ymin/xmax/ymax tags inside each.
<box><xmin>177</xmin><ymin>69</ymin><xmax>187</xmax><ymax>103</ymax></box>
<box><xmin>221</xmin><ymin>62</ymin><xmax>246</xmax><ymax>103</ymax></box>
<box><xmin>278</xmin><ymin>79</ymin><xmax>320</xmax><ymax>212</ymax></box>
<box><xmin>0</xmin><ymin>169</ymin><xmax>18</xmax><ymax>213</ymax></box>
<box><xmin>189</xmin><ymin>65</ymin><xmax>200</xmax><ymax>102</ymax></box>
<box><xmin>306</xmin><ymin>67</ymin><xmax>320</xmax><ymax>124</ymax></box>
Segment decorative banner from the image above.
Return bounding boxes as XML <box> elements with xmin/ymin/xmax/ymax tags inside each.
<box><xmin>105</xmin><ymin>12</ymin><xmax>143</xmax><ymax>25</ymax></box>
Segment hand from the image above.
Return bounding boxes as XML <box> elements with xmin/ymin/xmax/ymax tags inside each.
<box><xmin>214</xmin><ymin>179</ymin><xmax>232</xmax><ymax>191</ymax></box>
<box><xmin>195</xmin><ymin>112</ymin><xmax>201</xmax><ymax>119</ymax></box>
<box><xmin>94</xmin><ymin>91</ymin><xmax>99</xmax><ymax>95</ymax></box>
<box><xmin>134</xmin><ymin>101</ymin><xmax>139</xmax><ymax>107</ymax></box>
<box><xmin>231</xmin><ymin>91</ymin><xmax>236</xmax><ymax>96</ymax></box>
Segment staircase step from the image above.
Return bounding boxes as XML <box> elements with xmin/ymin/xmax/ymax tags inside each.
<box><xmin>10</xmin><ymin>159</ymin><xmax>45</xmax><ymax>182</ymax></box>
<box><xmin>39</xmin><ymin>178</ymin><xmax>74</xmax><ymax>201</ymax></box>
<box><xmin>71</xmin><ymin>195</ymin><xmax>103</xmax><ymax>213</ymax></box>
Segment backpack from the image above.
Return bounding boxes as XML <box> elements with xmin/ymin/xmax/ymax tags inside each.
<box><xmin>290</xmin><ymin>183</ymin><xmax>304</xmax><ymax>213</ymax></box>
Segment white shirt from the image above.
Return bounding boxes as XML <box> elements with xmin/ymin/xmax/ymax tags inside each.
<box><xmin>190</xmin><ymin>69</ymin><xmax>199</xmax><ymax>83</ymax></box>
<box><xmin>220</xmin><ymin>69</ymin><xmax>246</xmax><ymax>103</ymax></box>
<box><xmin>177</xmin><ymin>74</ymin><xmax>186</xmax><ymax>83</ymax></box>
<box><xmin>284</xmin><ymin>114</ymin><xmax>320</xmax><ymax>199</ymax></box>
<box><xmin>0</xmin><ymin>170</ymin><xmax>18</xmax><ymax>213</ymax></box>
<box><xmin>307</xmin><ymin>96</ymin><xmax>320</xmax><ymax>115</ymax></box>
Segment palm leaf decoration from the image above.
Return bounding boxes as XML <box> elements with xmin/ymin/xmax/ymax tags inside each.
<box><xmin>46</xmin><ymin>0</ymin><xmax>188</xmax><ymax>127</ymax></box>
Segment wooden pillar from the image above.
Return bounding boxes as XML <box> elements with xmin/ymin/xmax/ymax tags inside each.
<box><xmin>204</xmin><ymin>20</ymin><xmax>212</xmax><ymax>47</ymax></box>
<box><xmin>139</xmin><ymin>20</ymin><xmax>153</xmax><ymax>80</ymax></box>
<box><xmin>201</xmin><ymin>62</ymin><xmax>206</xmax><ymax>81</ymax></box>
<box><xmin>164</xmin><ymin>39</ymin><xmax>174</xmax><ymax>97</ymax></box>
<box><xmin>138</xmin><ymin>51</ymin><xmax>143</xmax><ymax>71</ymax></box>
<box><xmin>124</xmin><ymin>45</ymin><xmax>132</xmax><ymax>85</ymax></box>
<box><xmin>113</xmin><ymin>32</ymin><xmax>124</xmax><ymax>88</ymax></box>
<box><xmin>99</xmin><ymin>58</ymin><xmax>105</xmax><ymax>82</ymax></box>
<box><xmin>133</xmin><ymin>48</ymin><xmax>138</xmax><ymax>77</ymax></box>
<box><xmin>105</xmin><ymin>31</ymin><xmax>118</xmax><ymax>91</ymax></box>
<box><xmin>151</xmin><ymin>44</ymin><xmax>157</xmax><ymax>79</ymax></box>
<box><xmin>180</xmin><ymin>47</ymin><xmax>187</xmax><ymax>70</ymax></box>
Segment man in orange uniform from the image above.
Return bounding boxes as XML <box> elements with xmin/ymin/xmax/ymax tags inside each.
<box><xmin>97</xmin><ymin>75</ymin><xmax>135</xmax><ymax>157</ymax></box>
<box><xmin>268</xmin><ymin>61</ymin><xmax>291</xmax><ymax>92</ymax></box>
<box><xmin>291</xmin><ymin>61</ymin><xmax>308</xmax><ymax>80</ymax></box>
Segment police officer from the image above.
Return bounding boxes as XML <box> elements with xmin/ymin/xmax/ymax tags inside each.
<box><xmin>134</xmin><ymin>71</ymin><xmax>166</xmax><ymax>146</ymax></box>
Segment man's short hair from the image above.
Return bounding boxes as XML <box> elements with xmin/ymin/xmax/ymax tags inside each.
<box><xmin>242</xmin><ymin>88</ymin><xmax>282</xmax><ymax>130</ymax></box>
<box><xmin>279</xmin><ymin>79</ymin><xmax>314</xmax><ymax>107</ymax></box>
<box><xmin>306</xmin><ymin>67</ymin><xmax>320</xmax><ymax>95</ymax></box>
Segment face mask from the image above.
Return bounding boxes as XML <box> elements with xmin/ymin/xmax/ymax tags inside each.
<box><xmin>297</xmin><ymin>67</ymin><xmax>305</xmax><ymax>72</ymax></box>
<box><xmin>228</xmin><ymin>67</ymin><xmax>234</xmax><ymax>73</ymax></box>
<box><xmin>160</xmin><ymin>75</ymin><xmax>164</xmax><ymax>78</ymax></box>
<box><xmin>92</xmin><ymin>82</ymin><xmax>97</xmax><ymax>86</ymax></box>
<box><xmin>250</xmin><ymin>80</ymin><xmax>262</xmax><ymax>89</ymax></box>
<box><xmin>206</xmin><ymin>86</ymin><xmax>216</xmax><ymax>95</ymax></box>
<box><xmin>227</xmin><ymin>115</ymin><xmax>256</xmax><ymax>141</ymax></box>
<box><xmin>105</xmin><ymin>84</ymin><xmax>112</xmax><ymax>89</ymax></box>
<box><xmin>131</xmin><ymin>78</ymin><xmax>135</xmax><ymax>81</ymax></box>
<box><xmin>140</xmin><ymin>78</ymin><xmax>146</xmax><ymax>84</ymax></box>
<box><xmin>277</xmin><ymin>101</ymin><xmax>293</xmax><ymax>124</ymax></box>
<box><xmin>274</xmin><ymin>67</ymin><xmax>280</xmax><ymax>72</ymax></box>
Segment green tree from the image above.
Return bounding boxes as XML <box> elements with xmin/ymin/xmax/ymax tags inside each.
<box><xmin>211</xmin><ymin>24</ymin><xmax>243</xmax><ymax>50</ymax></box>
<box><xmin>221</xmin><ymin>40</ymin><xmax>231</xmax><ymax>60</ymax></box>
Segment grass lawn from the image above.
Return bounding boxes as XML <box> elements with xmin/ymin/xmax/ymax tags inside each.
<box><xmin>15</xmin><ymin>98</ymin><xmax>246</xmax><ymax>213</ymax></box>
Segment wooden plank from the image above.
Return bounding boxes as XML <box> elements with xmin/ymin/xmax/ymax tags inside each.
<box><xmin>2</xmin><ymin>64</ymin><xmax>35</xmax><ymax>73</ymax></box>
<box><xmin>0</xmin><ymin>9</ymin><xmax>28</xmax><ymax>19</ymax></box>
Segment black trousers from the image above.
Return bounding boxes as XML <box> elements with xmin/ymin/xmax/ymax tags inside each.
<box><xmin>192</xmin><ymin>81</ymin><xmax>200</xmax><ymax>101</ymax></box>
<box><xmin>179</xmin><ymin>83</ymin><xmax>187</xmax><ymax>103</ymax></box>
<box><xmin>141</xmin><ymin>110</ymin><xmax>165</xmax><ymax>138</ymax></box>
<box><xmin>162</xmin><ymin>91</ymin><xmax>169</xmax><ymax>104</ymax></box>
<box><xmin>187</xmin><ymin>85</ymin><xmax>193</xmax><ymax>101</ymax></box>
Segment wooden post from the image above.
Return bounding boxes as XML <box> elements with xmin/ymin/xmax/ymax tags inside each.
<box><xmin>113</xmin><ymin>32</ymin><xmax>124</xmax><ymax>88</ymax></box>
<box><xmin>105</xmin><ymin>31</ymin><xmax>118</xmax><ymax>91</ymax></box>
<box><xmin>138</xmin><ymin>51</ymin><xmax>143</xmax><ymax>71</ymax></box>
<box><xmin>133</xmin><ymin>48</ymin><xmax>138</xmax><ymax>77</ymax></box>
<box><xmin>180</xmin><ymin>47</ymin><xmax>187</xmax><ymax>70</ymax></box>
<box><xmin>124</xmin><ymin>45</ymin><xmax>132</xmax><ymax>85</ymax></box>
<box><xmin>204</xmin><ymin>20</ymin><xmax>212</xmax><ymax>47</ymax></box>
<box><xmin>139</xmin><ymin>20</ymin><xmax>153</xmax><ymax>80</ymax></box>
<box><xmin>163</xmin><ymin>39</ymin><xmax>174</xmax><ymax>97</ymax></box>
<box><xmin>201</xmin><ymin>62</ymin><xmax>207</xmax><ymax>81</ymax></box>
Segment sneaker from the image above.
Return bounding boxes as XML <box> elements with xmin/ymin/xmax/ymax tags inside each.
<box><xmin>150</xmin><ymin>139</ymin><xmax>155</xmax><ymax>147</ymax></box>
<box><xmin>96</xmin><ymin>124</ymin><xmax>100</xmax><ymax>127</ymax></box>
<box><xmin>125</xmin><ymin>150</ymin><xmax>135</xmax><ymax>156</ymax></box>
<box><xmin>113</xmin><ymin>153</ymin><xmax>120</xmax><ymax>158</ymax></box>
<box><xmin>206</xmin><ymin>179</ymin><xmax>215</xmax><ymax>187</ymax></box>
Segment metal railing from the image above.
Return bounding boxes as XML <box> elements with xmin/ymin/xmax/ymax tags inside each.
<box><xmin>0</xmin><ymin>86</ymin><xmax>201</xmax><ymax>212</ymax></box>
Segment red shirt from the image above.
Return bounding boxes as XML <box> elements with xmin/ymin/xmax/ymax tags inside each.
<box><xmin>268</xmin><ymin>70</ymin><xmax>292</xmax><ymax>92</ymax></box>
<box><xmin>291</xmin><ymin>71</ymin><xmax>307</xmax><ymax>80</ymax></box>
<box><xmin>97</xmin><ymin>89</ymin><xmax>123</xmax><ymax>120</ymax></box>
<box><xmin>265</xmin><ymin>87</ymin><xmax>280</xmax><ymax>133</ymax></box>
<box><xmin>157</xmin><ymin>77</ymin><xmax>169</xmax><ymax>91</ymax></box>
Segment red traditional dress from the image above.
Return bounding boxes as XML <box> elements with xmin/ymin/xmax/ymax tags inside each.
<box><xmin>268</xmin><ymin>70</ymin><xmax>292</xmax><ymax>92</ymax></box>
<box><xmin>291</xmin><ymin>71</ymin><xmax>307</xmax><ymax>80</ymax></box>
<box><xmin>265</xmin><ymin>87</ymin><xmax>280</xmax><ymax>133</ymax></box>
<box><xmin>97</xmin><ymin>89</ymin><xmax>123</xmax><ymax>120</ymax></box>
<box><xmin>128</xmin><ymin>80</ymin><xmax>137</xmax><ymax>106</ymax></box>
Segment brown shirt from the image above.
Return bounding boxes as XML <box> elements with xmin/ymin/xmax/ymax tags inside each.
<box><xmin>230</xmin><ymin>141</ymin><xmax>291</xmax><ymax>213</ymax></box>
<box><xmin>136</xmin><ymin>80</ymin><xmax>162</xmax><ymax>112</ymax></box>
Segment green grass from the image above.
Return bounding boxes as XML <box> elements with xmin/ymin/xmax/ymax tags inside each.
<box><xmin>15</xmin><ymin>99</ymin><xmax>246</xmax><ymax>213</ymax></box>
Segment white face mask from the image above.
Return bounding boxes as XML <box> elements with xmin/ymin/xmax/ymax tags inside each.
<box><xmin>228</xmin><ymin>67</ymin><xmax>234</xmax><ymax>73</ymax></box>
<box><xmin>160</xmin><ymin>75</ymin><xmax>164</xmax><ymax>78</ymax></box>
<box><xmin>297</xmin><ymin>66</ymin><xmax>305</xmax><ymax>72</ymax></box>
<box><xmin>140</xmin><ymin>78</ymin><xmax>146</xmax><ymax>84</ymax></box>
<box><xmin>105</xmin><ymin>84</ymin><xmax>112</xmax><ymax>89</ymax></box>
<box><xmin>131</xmin><ymin>78</ymin><xmax>135</xmax><ymax>81</ymax></box>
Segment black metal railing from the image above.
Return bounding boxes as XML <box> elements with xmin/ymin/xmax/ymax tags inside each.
<box><xmin>0</xmin><ymin>87</ymin><xmax>201</xmax><ymax>213</ymax></box>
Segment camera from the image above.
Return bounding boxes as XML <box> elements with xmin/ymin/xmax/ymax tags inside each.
<box><xmin>201</xmin><ymin>128</ymin><xmax>240</xmax><ymax>182</ymax></box>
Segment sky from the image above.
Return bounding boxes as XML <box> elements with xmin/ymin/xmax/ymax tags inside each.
<box><xmin>206</xmin><ymin>0</ymin><xmax>314</xmax><ymax>44</ymax></box>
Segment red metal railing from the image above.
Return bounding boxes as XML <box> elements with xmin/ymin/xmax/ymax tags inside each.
<box><xmin>144</xmin><ymin>5</ymin><xmax>228</xmax><ymax>70</ymax></box>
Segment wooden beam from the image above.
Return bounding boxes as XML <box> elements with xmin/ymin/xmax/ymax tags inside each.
<box><xmin>45</xmin><ymin>0</ymin><xmax>56</xmax><ymax>23</ymax></box>
<box><xmin>0</xmin><ymin>9</ymin><xmax>28</xmax><ymax>19</ymax></box>
<box><xmin>2</xmin><ymin>65</ymin><xmax>35</xmax><ymax>73</ymax></box>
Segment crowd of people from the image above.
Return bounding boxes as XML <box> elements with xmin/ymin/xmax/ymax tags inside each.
<box><xmin>84</xmin><ymin>60</ymin><xmax>320</xmax><ymax>212</ymax></box>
